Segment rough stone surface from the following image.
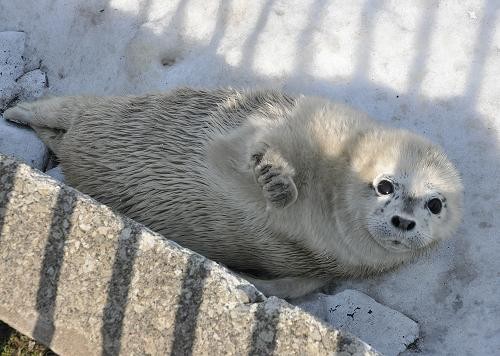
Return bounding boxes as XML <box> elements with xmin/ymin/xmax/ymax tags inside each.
<box><xmin>0</xmin><ymin>154</ymin><xmax>379</xmax><ymax>356</ymax></box>
<box><xmin>0</xmin><ymin>116</ymin><xmax>49</xmax><ymax>170</ymax></box>
<box><xmin>0</xmin><ymin>31</ymin><xmax>25</xmax><ymax>110</ymax></box>
<box><xmin>299</xmin><ymin>290</ymin><xmax>419</xmax><ymax>356</ymax></box>
<box><xmin>16</xmin><ymin>69</ymin><xmax>47</xmax><ymax>101</ymax></box>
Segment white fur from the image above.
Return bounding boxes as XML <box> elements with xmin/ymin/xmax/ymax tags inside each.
<box><xmin>4</xmin><ymin>89</ymin><xmax>464</xmax><ymax>298</ymax></box>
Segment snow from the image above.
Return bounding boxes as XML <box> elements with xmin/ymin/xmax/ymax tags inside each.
<box><xmin>0</xmin><ymin>1</ymin><xmax>499</xmax><ymax>354</ymax></box>
<box><xmin>298</xmin><ymin>290</ymin><xmax>419</xmax><ymax>356</ymax></box>
<box><xmin>0</xmin><ymin>32</ymin><xmax>25</xmax><ymax>110</ymax></box>
<box><xmin>0</xmin><ymin>31</ymin><xmax>49</xmax><ymax>170</ymax></box>
<box><xmin>16</xmin><ymin>69</ymin><xmax>47</xmax><ymax>101</ymax></box>
<box><xmin>0</xmin><ymin>117</ymin><xmax>48</xmax><ymax>170</ymax></box>
<box><xmin>45</xmin><ymin>165</ymin><xmax>65</xmax><ymax>182</ymax></box>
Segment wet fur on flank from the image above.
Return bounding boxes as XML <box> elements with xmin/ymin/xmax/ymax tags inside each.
<box><xmin>4</xmin><ymin>88</ymin><xmax>463</xmax><ymax>298</ymax></box>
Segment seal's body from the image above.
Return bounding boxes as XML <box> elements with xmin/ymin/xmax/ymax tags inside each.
<box><xmin>5</xmin><ymin>89</ymin><xmax>463</xmax><ymax>298</ymax></box>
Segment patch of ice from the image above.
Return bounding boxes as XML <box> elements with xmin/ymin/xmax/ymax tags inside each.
<box><xmin>298</xmin><ymin>290</ymin><xmax>419</xmax><ymax>356</ymax></box>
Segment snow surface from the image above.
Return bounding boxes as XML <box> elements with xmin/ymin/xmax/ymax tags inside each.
<box><xmin>0</xmin><ymin>31</ymin><xmax>25</xmax><ymax>110</ymax></box>
<box><xmin>0</xmin><ymin>31</ymin><xmax>49</xmax><ymax>170</ymax></box>
<box><xmin>45</xmin><ymin>165</ymin><xmax>65</xmax><ymax>182</ymax></box>
<box><xmin>16</xmin><ymin>69</ymin><xmax>48</xmax><ymax>102</ymax></box>
<box><xmin>0</xmin><ymin>117</ymin><xmax>48</xmax><ymax>170</ymax></box>
<box><xmin>0</xmin><ymin>1</ymin><xmax>499</xmax><ymax>354</ymax></box>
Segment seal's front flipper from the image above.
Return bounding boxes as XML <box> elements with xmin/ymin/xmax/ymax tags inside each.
<box><xmin>250</xmin><ymin>146</ymin><xmax>298</xmax><ymax>209</ymax></box>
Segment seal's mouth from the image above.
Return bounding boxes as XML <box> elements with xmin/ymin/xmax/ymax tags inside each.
<box><xmin>381</xmin><ymin>239</ymin><xmax>413</xmax><ymax>253</ymax></box>
<box><xmin>367</xmin><ymin>230</ymin><xmax>413</xmax><ymax>253</ymax></box>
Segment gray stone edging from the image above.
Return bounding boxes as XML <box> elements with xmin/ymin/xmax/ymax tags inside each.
<box><xmin>0</xmin><ymin>153</ymin><xmax>380</xmax><ymax>355</ymax></box>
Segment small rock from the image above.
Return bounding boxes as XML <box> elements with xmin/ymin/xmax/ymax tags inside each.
<box><xmin>0</xmin><ymin>31</ymin><xmax>26</xmax><ymax>110</ymax></box>
<box><xmin>0</xmin><ymin>82</ymin><xmax>20</xmax><ymax>111</ymax></box>
<box><xmin>79</xmin><ymin>223</ymin><xmax>92</xmax><ymax>232</ymax></box>
<box><xmin>45</xmin><ymin>165</ymin><xmax>65</xmax><ymax>182</ymax></box>
<box><xmin>16</xmin><ymin>69</ymin><xmax>47</xmax><ymax>101</ymax></box>
<box><xmin>298</xmin><ymin>290</ymin><xmax>419</xmax><ymax>356</ymax></box>
<box><xmin>0</xmin><ymin>117</ymin><xmax>49</xmax><ymax>170</ymax></box>
<box><xmin>0</xmin><ymin>31</ymin><xmax>25</xmax><ymax>80</ymax></box>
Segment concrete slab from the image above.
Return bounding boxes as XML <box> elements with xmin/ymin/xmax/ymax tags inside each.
<box><xmin>0</xmin><ymin>154</ymin><xmax>379</xmax><ymax>356</ymax></box>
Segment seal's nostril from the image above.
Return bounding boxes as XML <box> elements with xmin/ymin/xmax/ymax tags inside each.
<box><xmin>391</xmin><ymin>215</ymin><xmax>416</xmax><ymax>231</ymax></box>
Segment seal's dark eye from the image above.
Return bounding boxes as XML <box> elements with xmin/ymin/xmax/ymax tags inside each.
<box><xmin>427</xmin><ymin>198</ymin><xmax>442</xmax><ymax>214</ymax></box>
<box><xmin>376</xmin><ymin>180</ymin><xmax>394</xmax><ymax>195</ymax></box>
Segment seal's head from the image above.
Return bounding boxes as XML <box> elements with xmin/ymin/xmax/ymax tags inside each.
<box><xmin>347</xmin><ymin>130</ymin><xmax>463</xmax><ymax>254</ymax></box>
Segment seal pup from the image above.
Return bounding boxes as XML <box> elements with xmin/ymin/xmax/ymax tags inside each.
<box><xmin>4</xmin><ymin>89</ymin><xmax>463</xmax><ymax>298</ymax></box>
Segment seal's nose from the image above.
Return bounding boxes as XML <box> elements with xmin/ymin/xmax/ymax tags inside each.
<box><xmin>391</xmin><ymin>215</ymin><xmax>416</xmax><ymax>231</ymax></box>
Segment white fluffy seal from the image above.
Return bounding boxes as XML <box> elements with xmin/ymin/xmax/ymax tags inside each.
<box><xmin>4</xmin><ymin>88</ymin><xmax>463</xmax><ymax>298</ymax></box>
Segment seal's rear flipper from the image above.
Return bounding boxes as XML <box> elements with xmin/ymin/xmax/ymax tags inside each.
<box><xmin>3</xmin><ymin>96</ymin><xmax>91</xmax><ymax>130</ymax></box>
<box><xmin>3</xmin><ymin>104</ymin><xmax>34</xmax><ymax>125</ymax></box>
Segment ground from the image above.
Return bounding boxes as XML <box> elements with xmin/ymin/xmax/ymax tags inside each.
<box><xmin>0</xmin><ymin>321</ymin><xmax>53</xmax><ymax>356</ymax></box>
<box><xmin>0</xmin><ymin>1</ymin><xmax>499</xmax><ymax>355</ymax></box>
